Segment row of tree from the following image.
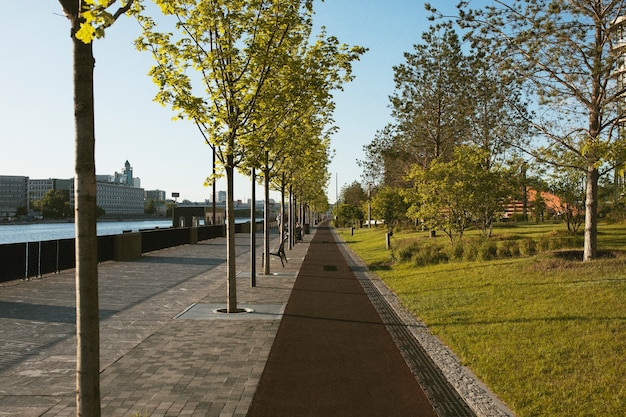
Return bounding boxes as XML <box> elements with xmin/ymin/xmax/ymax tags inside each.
<box><xmin>357</xmin><ymin>1</ymin><xmax>626</xmax><ymax>259</ymax></box>
<box><xmin>58</xmin><ymin>1</ymin><xmax>363</xmax><ymax>415</ymax></box>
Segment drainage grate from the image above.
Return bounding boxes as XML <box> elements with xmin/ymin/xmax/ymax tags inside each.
<box><xmin>323</xmin><ymin>265</ymin><xmax>338</xmax><ymax>271</ymax></box>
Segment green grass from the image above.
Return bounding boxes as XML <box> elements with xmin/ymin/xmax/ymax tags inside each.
<box><xmin>337</xmin><ymin>223</ymin><xmax>626</xmax><ymax>417</ymax></box>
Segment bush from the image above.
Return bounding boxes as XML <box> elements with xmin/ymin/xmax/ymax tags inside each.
<box><xmin>447</xmin><ymin>241</ymin><xmax>465</xmax><ymax>261</ymax></box>
<box><xmin>477</xmin><ymin>240</ymin><xmax>498</xmax><ymax>261</ymax></box>
<box><xmin>462</xmin><ymin>242</ymin><xmax>479</xmax><ymax>262</ymax></box>
<box><xmin>497</xmin><ymin>239</ymin><xmax>519</xmax><ymax>258</ymax></box>
<box><xmin>519</xmin><ymin>238</ymin><xmax>537</xmax><ymax>256</ymax></box>
<box><xmin>391</xmin><ymin>239</ymin><xmax>454</xmax><ymax>266</ymax></box>
<box><xmin>412</xmin><ymin>245</ymin><xmax>449</xmax><ymax>266</ymax></box>
<box><xmin>538</xmin><ymin>235</ymin><xmax>552</xmax><ymax>252</ymax></box>
<box><xmin>390</xmin><ymin>227</ymin><xmax>583</xmax><ymax>266</ymax></box>
<box><xmin>393</xmin><ymin>240</ymin><xmax>420</xmax><ymax>263</ymax></box>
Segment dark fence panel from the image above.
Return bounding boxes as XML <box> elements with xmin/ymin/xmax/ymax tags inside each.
<box><xmin>57</xmin><ymin>238</ymin><xmax>75</xmax><ymax>271</ymax></box>
<box><xmin>0</xmin><ymin>225</ymin><xmax>227</xmax><ymax>282</ymax></box>
<box><xmin>141</xmin><ymin>228</ymin><xmax>190</xmax><ymax>253</ymax></box>
<box><xmin>0</xmin><ymin>243</ymin><xmax>26</xmax><ymax>282</ymax></box>
<box><xmin>27</xmin><ymin>242</ymin><xmax>40</xmax><ymax>279</ymax></box>
<box><xmin>39</xmin><ymin>240</ymin><xmax>61</xmax><ymax>276</ymax></box>
<box><xmin>198</xmin><ymin>225</ymin><xmax>226</xmax><ymax>241</ymax></box>
<box><xmin>98</xmin><ymin>235</ymin><xmax>115</xmax><ymax>262</ymax></box>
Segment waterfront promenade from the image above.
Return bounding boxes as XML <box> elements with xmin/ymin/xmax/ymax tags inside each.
<box><xmin>0</xmin><ymin>223</ymin><xmax>513</xmax><ymax>416</ymax></box>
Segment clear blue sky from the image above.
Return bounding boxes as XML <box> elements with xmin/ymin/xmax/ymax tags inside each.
<box><xmin>0</xmin><ymin>1</ymin><xmax>461</xmax><ymax>204</ymax></box>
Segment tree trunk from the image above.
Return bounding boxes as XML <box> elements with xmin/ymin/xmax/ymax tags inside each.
<box><xmin>250</xmin><ymin>168</ymin><xmax>256</xmax><ymax>287</ymax></box>
<box><xmin>225</xmin><ymin>157</ymin><xmax>238</xmax><ymax>312</ymax></box>
<box><xmin>280</xmin><ymin>176</ymin><xmax>286</xmax><ymax>244</ymax></box>
<box><xmin>583</xmin><ymin>164</ymin><xmax>599</xmax><ymax>261</ymax></box>
<box><xmin>70</xmin><ymin>11</ymin><xmax>101</xmax><ymax>417</ymax></box>
<box><xmin>289</xmin><ymin>187</ymin><xmax>294</xmax><ymax>249</ymax></box>
<box><xmin>263</xmin><ymin>169</ymin><xmax>271</xmax><ymax>276</ymax></box>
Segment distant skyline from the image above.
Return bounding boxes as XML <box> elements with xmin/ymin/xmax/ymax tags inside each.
<box><xmin>1</xmin><ymin>1</ymin><xmax>464</xmax><ymax>203</ymax></box>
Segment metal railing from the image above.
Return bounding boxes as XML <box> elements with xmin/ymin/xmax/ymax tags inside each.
<box><xmin>0</xmin><ymin>225</ymin><xmax>226</xmax><ymax>283</ymax></box>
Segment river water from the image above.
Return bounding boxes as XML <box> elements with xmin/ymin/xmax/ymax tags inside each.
<box><xmin>0</xmin><ymin>218</ymin><xmax>264</xmax><ymax>245</ymax></box>
<box><xmin>0</xmin><ymin>220</ymin><xmax>174</xmax><ymax>245</ymax></box>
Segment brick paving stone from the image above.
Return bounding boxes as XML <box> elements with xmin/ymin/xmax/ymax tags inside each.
<box><xmin>0</xmin><ymin>231</ymin><xmax>303</xmax><ymax>417</ymax></box>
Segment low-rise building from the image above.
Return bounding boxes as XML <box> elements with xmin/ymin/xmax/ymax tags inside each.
<box><xmin>0</xmin><ymin>175</ymin><xmax>29</xmax><ymax>218</ymax></box>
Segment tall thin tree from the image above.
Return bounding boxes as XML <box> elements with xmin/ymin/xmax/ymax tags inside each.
<box><xmin>57</xmin><ymin>1</ymin><xmax>135</xmax><ymax>415</ymax></box>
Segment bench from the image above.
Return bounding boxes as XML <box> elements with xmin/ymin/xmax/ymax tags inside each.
<box><xmin>269</xmin><ymin>236</ymin><xmax>288</xmax><ymax>267</ymax></box>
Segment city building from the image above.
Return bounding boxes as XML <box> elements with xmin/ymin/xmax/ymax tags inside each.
<box><xmin>96</xmin><ymin>160</ymin><xmax>141</xmax><ymax>188</ymax></box>
<box><xmin>3</xmin><ymin>161</ymin><xmax>155</xmax><ymax>219</ymax></box>
<box><xmin>93</xmin><ymin>182</ymin><xmax>145</xmax><ymax>216</ymax></box>
<box><xmin>0</xmin><ymin>175</ymin><xmax>29</xmax><ymax>218</ymax></box>
<box><xmin>29</xmin><ymin>178</ymin><xmax>72</xmax><ymax>203</ymax></box>
<box><xmin>71</xmin><ymin>160</ymin><xmax>145</xmax><ymax>217</ymax></box>
<box><xmin>145</xmin><ymin>189</ymin><xmax>167</xmax><ymax>201</ymax></box>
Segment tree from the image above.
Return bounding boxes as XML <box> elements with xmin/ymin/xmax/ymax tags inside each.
<box><xmin>465</xmin><ymin>47</ymin><xmax>530</xmax><ymax>170</ymax></box>
<box><xmin>15</xmin><ymin>206</ymin><xmax>28</xmax><ymax>217</ymax></box>
<box><xmin>405</xmin><ymin>145</ymin><xmax>511</xmax><ymax>244</ymax></box>
<box><xmin>244</xmin><ymin>29</ymin><xmax>362</xmax><ymax>274</ymax></box>
<box><xmin>450</xmin><ymin>0</ymin><xmax>626</xmax><ymax>260</ymax></box>
<box><xmin>340</xmin><ymin>181</ymin><xmax>367</xmax><ymax>207</ymax></box>
<box><xmin>57</xmin><ymin>1</ymin><xmax>135</xmax><ymax>415</ymax></box>
<box><xmin>389</xmin><ymin>23</ymin><xmax>470</xmax><ymax>167</ymax></box>
<box><xmin>137</xmin><ymin>1</ymin><xmax>310</xmax><ymax>313</ymax></box>
<box><xmin>136</xmin><ymin>1</ymin><xmax>363</xmax><ymax>309</ymax></box>
<box><xmin>370</xmin><ymin>186</ymin><xmax>408</xmax><ymax>233</ymax></box>
<box><xmin>336</xmin><ymin>203</ymin><xmax>364</xmax><ymax>227</ymax></box>
<box><xmin>34</xmin><ymin>189</ymin><xmax>72</xmax><ymax>219</ymax></box>
<box><xmin>549</xmin><ymin>167</ymin><xmax>586</xmax><ymax>234</ymax></box>
<box><xmin>144</xmin><ymin>199</ymin><xmax>156</xmax><ymax>215</ymax></box>
<box><xmin>337</xmin><ymin>181</ymin><xmax>367</xmax><ymax>229</ymax></box>
<box><xmin>359</xmin><ymin>125</ymin><xmax>404</xmax><ymax>186</ymax></box>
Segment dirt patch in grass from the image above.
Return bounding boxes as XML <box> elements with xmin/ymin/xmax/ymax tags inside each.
<box><xmin>551</xmin><ymin>249</ymin><xmax>617</xmax><ymax>261</ymax></box>
<box><xmin>531</xmin><ymin>249</ymin><xmax>626</xmax><ymax>272</ymax></box>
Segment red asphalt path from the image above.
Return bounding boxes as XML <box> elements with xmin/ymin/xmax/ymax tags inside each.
<box><xmin>246</xmin><ymin>222</ymin><xmax>438</xmax><ymax>417</ymax></box>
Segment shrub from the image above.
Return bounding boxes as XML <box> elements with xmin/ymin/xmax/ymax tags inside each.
<box><xmin>497</xmin><ymin>239</ymin><xmax>519</xmax><ymax>258</ymax></box>
<box><xmin>519</xmin><ymin>238</ymin><xmax>537</xmax><ymax>256</ymax></box>
<box><xmin>447</xmin><ymin>241</ymin><xmax>465</xmax><ymax>261</ymax></box>
<box><xmin>477</xmin><ymin>240</ymin><xmax>498</xmax><ymax>261</ymax></box>
<box><xmin>393</xmin><ymin>240</ymin><xmax>420</xmax><ymax>263</ymax></box>
<box><xmin>412</xmin><ymin>244</ymin><xmax>449</xmax><ymax>266</ymax></box>
<box><xmin>538</xmin><ymin>235</ymin><xmax>552</xmax><ymax>252</ymax></box>
<box><xmin>462</xmin><ymin>241</ymin><xmax>479</xmax><ymax>262</ymax></box>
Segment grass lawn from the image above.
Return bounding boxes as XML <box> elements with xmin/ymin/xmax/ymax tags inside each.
<box><xmin>337</xmin><ymin>222</ymin><xmax>626</xmax><ymax>417</ymax></box>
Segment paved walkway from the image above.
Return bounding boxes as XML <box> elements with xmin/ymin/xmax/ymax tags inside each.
<box><xmin>0</xmin><ymin>223</ymin><xmax>514</xmax><ymax>417</ymax></box>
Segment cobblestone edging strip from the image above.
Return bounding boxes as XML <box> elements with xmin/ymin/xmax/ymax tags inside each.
<box><xmin>334</xmin><ymin>230</ymin><xmax>516</xmax><ymax>417</ymax></box>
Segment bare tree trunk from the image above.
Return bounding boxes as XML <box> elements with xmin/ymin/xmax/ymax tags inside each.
<box><xmin>583</xmin><ymin>164</ymin><xmax>599</xmax><ymax>261</ymax></box>
<box><xmin>250</xmin><ymin>168</ymin><xmax>256</xmax><ymax>287</ymax></box>
<box><xmin>263</xmin><ymin>169</ymin><xmax>271</xmax><ymax>276</ymax></box>
<box><xmin>288</xmin><ymin>186</ymin><xmax>294</xmax><ymax>249</ymax></box>
<box><xmin>66</xmin><ymin>5</ymin><xmax>101</xmax><ymax>415</ymax></box>
<box><xmin>280</xmin><ymin>174</ymin><xmax>285</xmax><ymax>243</ymax></box>
<box><xmin>225</xmin><ymin>157</ymin><xmax>238</xmax><ymax>312</ymax></box>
